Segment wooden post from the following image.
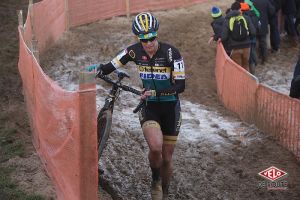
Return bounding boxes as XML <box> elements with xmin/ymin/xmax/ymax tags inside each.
<box><xmin>32</xmin><ymin>39</ymin><xmax>39</xmax><ymax>63</ymax></box>
<box><xmin>78</xmin><ymin>72</ymin><xmax>98</xmax><ymax>200</ymax></box>
<box><xmin>28</xmin><ymin>0</ymin><xmax>39</xmax><ymax>63</ymax></box>
<box><xmin>126</xmin><ymin>0</ymin><xmax>130</xmax><ymax>18</ymax></box>
<box><xmin>29</xmin><ymin>0</ymin><xmax>34</xmax><ymax>37</ymax></box>
<box><xmin>17</xmin><ymin>10</ymin><xmax>24</xmax><ymax>35</ymax></box>
<box><xmin>17</xmin><ymin>10</ymin><xmax>23</xmax><ymax>27</ymax></box>
<box><xmin>79</xmin><ymin>72</ymin><xmax>96</xmax><ymax>90</ymax></box>
<box><xmin>64</xmin><ymin>0</ymin><xmax>70</xmax><ymax>31</ymax></box>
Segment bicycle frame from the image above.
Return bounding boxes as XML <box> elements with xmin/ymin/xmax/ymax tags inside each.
<box><xmin>100</xmin><ymin>79</ymin><xmax>121</xmax><ymax>112</ymax></box>
<box><xmin>97</xmin><ymin>71</ymin><xmax>143</xmax><ymax>113</ymax></box>
<box><xmin>96</xmin><ymin>70</ymin><xmax>143</xmax><ymax>165</ymax></box>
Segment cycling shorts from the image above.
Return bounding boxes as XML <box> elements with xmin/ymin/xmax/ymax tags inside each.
<box><xmin>139</xmin><ymin>100</ymin><xmax>182</xmax><ymax>138</ymax></box>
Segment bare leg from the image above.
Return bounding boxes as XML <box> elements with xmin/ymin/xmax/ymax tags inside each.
<box><xmin>142</xmin><ymin>123</ymin><xmax>163</xmax><ymax>169</ymax></box>
<box><xmin>142</xmin><ymin>121</ymin><xmax>163</xmax><ymax>199</ymax></box>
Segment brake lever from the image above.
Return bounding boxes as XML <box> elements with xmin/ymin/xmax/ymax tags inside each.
<box><xmin>95</xmin><ymin>70</ymin><xmax>102</xmax><ymax>78</ymax></box>
<box><xmin>133</xmin><ymin>87</ymin><xmax>149</xmax><ymax>113</ymax></box>
<box><xmin>133</xmin><ymin>100</ymin><xmax>145</xmax><ymax>113</ymax></box>
<box><xmin>115</xmin><ymin>70</ymin><xmax>130</xmax><ymax>79</ymax></box>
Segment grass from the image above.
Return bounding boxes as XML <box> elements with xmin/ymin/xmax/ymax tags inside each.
<box><xmin>0</xmin><ymin>0</ymin><xmax>47</xmax><ymax>199</ymax></box>
<box><xmin>0</xmin><ymin>127</ymin><xmax>25</xmax><ymax>162</ymax></box>
<box><xmin>0</xmin><ymin>166</ymin><xmax>44</xmax><ymax>200</ymax></box>
<box><xmin>0</xmin><ymin>116</ymin><xmax>45</xmax><ymax>200</ymax></box>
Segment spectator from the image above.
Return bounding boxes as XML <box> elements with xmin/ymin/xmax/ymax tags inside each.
<box><xmin>208</xmin><ymin>6</ymin><xmax>231</xmax><ymax>55</ymax></box>
<box><xmin>241</xmin><ymin>2</ymin><xmax>259</xmax><ymax>74</ymax></box>
<box><xmin>269</xmin><ymin>0</ymin><xmax>281</xmax><ymax>53</ymax></box>
<box><xmin>252</xmin><ymin>0</ymin><xmax>275</xmax><ymax>64</ymax></box>
<box><xmin>245</xmin><ymin>0</ymin><xmax>261</xmax><ymax>18</ymax></box>
<box><xmin>282</xmin><ymin>0</ymin><xmax>297</xmax><ymax>45</ymax></box>
<box><xmin>290</xmin><ymin>56</ymin><xmax>300</xmax><ymax>99</ymax></box>
<box><xmin>294</xmin><ymin>0</ymin><xmax>300</xmax><ymax>36</ymax></box>
<box><xmin>221</xmin><ymin>2</ymin><xmax>256</xmax><ymax>71</ymax></box>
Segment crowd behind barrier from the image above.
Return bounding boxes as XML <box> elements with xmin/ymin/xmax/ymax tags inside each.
<box><xmin>216</xmin><ymin>42</ymin><xmax>300</xmax><ymax>160</ymax></box>
<box><xmin>18</xmin><ymin>0</ymin><xmax>209</xmax><ymax>199</ymax></box>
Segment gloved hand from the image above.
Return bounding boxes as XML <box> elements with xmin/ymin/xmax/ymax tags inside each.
<box><xmin>86</xmin><ymin>64</ymin><xmax>99</xmax><ymax>72</ymax></box>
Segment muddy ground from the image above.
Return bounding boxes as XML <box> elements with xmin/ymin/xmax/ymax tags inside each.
<box><xmin>1</xmin><ymin>0</ymin><xmax>56</xmax><ymax>199</ymax></box>
<box><xmin>39</xmin><ymin>0</ymin><xmax>300</xmax><ymax>200</ymax></box>
<box><xmin>3</xmin><ymin>0</ymin><xmax>300</xmax><ymax>199</ymax></box>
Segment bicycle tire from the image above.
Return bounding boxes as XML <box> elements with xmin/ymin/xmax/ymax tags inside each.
<box><xmin>97</xmin><ymin>109</ymin><xmax>112</xmax><ymax>159</ymax></box>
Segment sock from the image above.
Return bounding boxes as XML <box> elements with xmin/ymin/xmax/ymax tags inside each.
<box><xmin>151</xmin><ymin>167</ymin><xmax>160</xmax><ymax>181</ymax></box>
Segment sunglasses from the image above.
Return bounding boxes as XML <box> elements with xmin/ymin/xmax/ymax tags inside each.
<box><xmin>140</xmin><ymin>37</ymin><xmax>157</xmax><ymax>43</ymax></box>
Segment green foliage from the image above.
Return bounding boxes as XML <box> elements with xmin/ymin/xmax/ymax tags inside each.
<box><xmin>0</xmin><ymin>115</ymin><xmax>44</xmax><ymax>199</ymax></box>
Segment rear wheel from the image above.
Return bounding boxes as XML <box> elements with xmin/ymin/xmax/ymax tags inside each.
<box><xmin>97</xmin><ymin>109</ymin><xmax>112</xmax><ymax>160</ymax></box>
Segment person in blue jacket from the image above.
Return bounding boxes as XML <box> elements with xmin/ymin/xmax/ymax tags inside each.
<box><xmin>208</xmin><ymin>6</ymin><xmax>231</xmax><ymax>55</ymax></box>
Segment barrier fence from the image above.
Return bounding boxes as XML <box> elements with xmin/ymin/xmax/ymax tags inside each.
<box><xmin>18</xmin><ymin>27</ymin><xmax>98</xmax><ymax>200</ymax></box>
<box><xmin>216</xmin><ymin>43</ymin><xmax>300</xmax><ymax>161</ymax></box>
<box><xmin>67</xmin><ymin>0</ymin><xmax>209</xmax><ymax>27</ymax></box>
<box><xmin>18</xmin><ymin>0</ymin><xmax>208</xmax><ymax>199</ymax></box>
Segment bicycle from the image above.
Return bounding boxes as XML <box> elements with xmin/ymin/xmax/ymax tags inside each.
<box><xmin>95</xmin><ymin>70</ymin><xmax>144</xmax><ymax>163</ymax></box>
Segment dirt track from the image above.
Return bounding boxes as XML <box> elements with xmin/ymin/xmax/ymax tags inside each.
<box><xmin>39</xmin><ymin>1</ymin><xmax>300</xmax><ymax>199</ymax></box>
<box><xmin>2</xmin><ymin>0</ymin><xmax>300</xmax><ymax>199</ymax></box>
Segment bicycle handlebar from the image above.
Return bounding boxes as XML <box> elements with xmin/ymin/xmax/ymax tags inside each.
<box><xmin>114</xmin><ymin>70</ymin><xmax>130</xmax><ymax>79</ymax></box>
<box><xmin>96</xmin><ymin>73</ymin><xmax>141</xmax><ymax>95</ymax></box>
<box><xmin>96</xmin><ymin>72</ymin><xmax>144</xmax><ymax>112</ymax></box>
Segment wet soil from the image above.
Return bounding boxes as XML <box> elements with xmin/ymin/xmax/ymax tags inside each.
<box><xmin>0</xmin><ymin>0</ymin><xmax>56</xmax><ymax>199</ymax></box>
<box><xmin>39</xmin><ymin>1</ymin><xmax>300</xmax><ymax>200</ymax></box>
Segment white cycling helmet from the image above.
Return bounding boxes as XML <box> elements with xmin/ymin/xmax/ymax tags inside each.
<box><xmin>132</xmin><ymin>12</ymin><xmax>159</xmax><ymax>39</ymax></box>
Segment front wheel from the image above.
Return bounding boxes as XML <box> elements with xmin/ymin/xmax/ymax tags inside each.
<box><xmin>97</xmin><ymin>109</ymin><xmax>112</xmax><ymax>160</ymax></box>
